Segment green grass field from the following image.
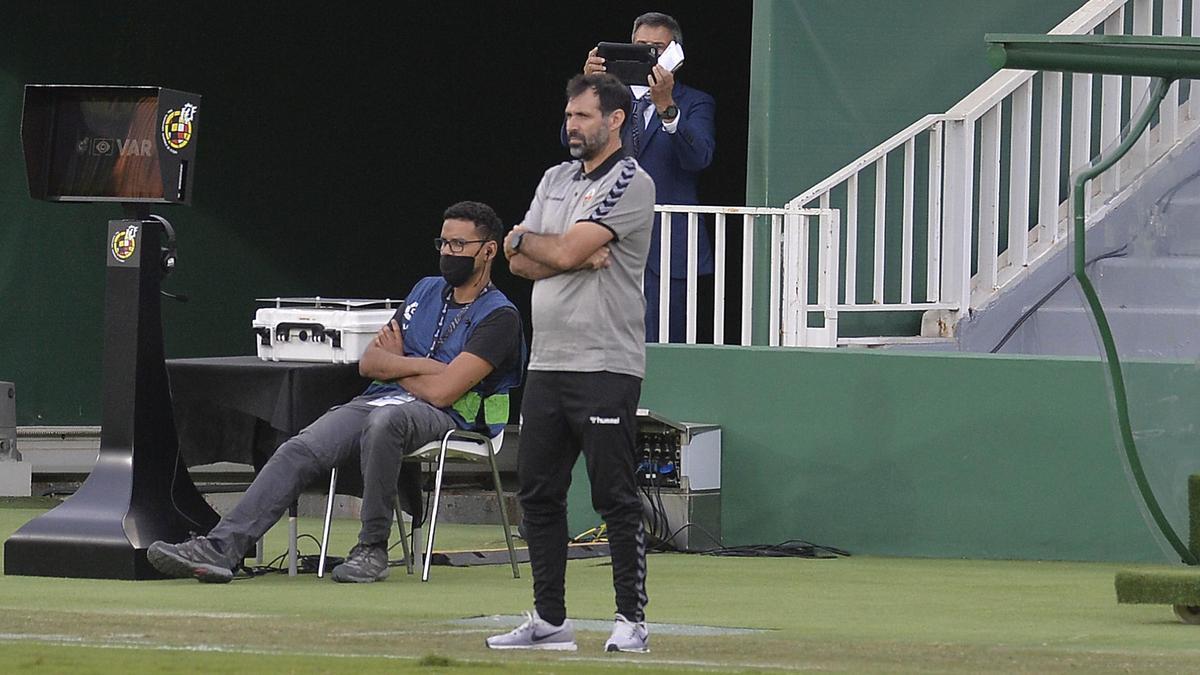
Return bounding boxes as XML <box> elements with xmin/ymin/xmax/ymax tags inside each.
<box><xmin>2</xmin><ymin>498</ymin><xmax>1199</xmax><ymax>673</ymax></box>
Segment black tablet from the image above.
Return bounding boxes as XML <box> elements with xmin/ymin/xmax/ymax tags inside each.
<box><xmin>597</xmin><ymin>42</ymin><xmax>659</xmax><ymax>86</ymax></box>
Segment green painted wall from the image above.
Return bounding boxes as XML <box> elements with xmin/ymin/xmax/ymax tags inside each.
<box><xmin>746</xmin><ymin>0</ymin><xmax>1084</xmax><ymax>206</ymax></box>
<box><xmin>746</xmin><ymin>0</ymin><xmax>1085</xmax><ymax>337</ymax></box>
<box><xmin>568</xmin><ymin>345</ymin><xmax>1194</xmax><ymax>563</ymax></box>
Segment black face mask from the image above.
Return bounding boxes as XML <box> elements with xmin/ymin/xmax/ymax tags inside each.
<box><xmin>439</xmin><ymin>254</ymin><xmax>477</xmax><ymax>288</ymax></box>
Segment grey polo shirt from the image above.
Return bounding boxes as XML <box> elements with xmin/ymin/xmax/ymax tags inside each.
<box><xmin>521</xmin><ymin>151</ymin><xmax>655</xmax><ymax>378</ymax></box>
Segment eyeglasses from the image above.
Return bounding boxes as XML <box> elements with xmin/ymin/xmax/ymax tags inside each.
<box><xmin>433</xmin><ymin>237</ymin><xmax>489</xmax><ymax>253</ymax></box>
<box><xmin>635</xmin><ymin>41</ymin><xmax>669</xmax><ymax>52</ymax></box>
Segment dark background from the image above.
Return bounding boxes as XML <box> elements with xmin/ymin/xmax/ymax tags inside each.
<box><xmin>0</xmin><ymin>3</ymin><xmax>752</xmax><ymax>424</ymax></box>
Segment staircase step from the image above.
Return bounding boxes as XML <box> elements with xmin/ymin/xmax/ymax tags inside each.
<box><xmin>1000</xmin><ymin>306</ymin><xmax>1200</xmax><ymax>358</ymax></box>
<box><xmin>1094</xmin><ymin>256</ymin><xmax>1200</xmax><ymax>307</ymax></box>
<box><xmin>1152</xmin><ymin>192</ymin><xmax>1200</xmax><ymax>256</ymax></box>
<box><xmin>1038</xmin><ymin>256</ymin><xmax>1200</xmax><ymax>310</ymax></box>
<box><xmin>839</xmin><ymin>336</ymin><xmax>956</xmax><ymax>350</ymax></box>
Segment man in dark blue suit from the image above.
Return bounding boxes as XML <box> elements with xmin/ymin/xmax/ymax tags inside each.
<box><xmin>579</xmin><ymin>12</ymin><xmax>716</xmax><ymax>342</ymax></box>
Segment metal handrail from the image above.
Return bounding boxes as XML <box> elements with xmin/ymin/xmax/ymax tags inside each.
<box><xmin>790</xmin><ymin>114</ymin><xmax>946</xmax><ymax>207</ymax></box>
<box><xmin>651</xmin><ymin>204</ymin><xmax>839</xmax><ymax>347</ymax></box>
<box><xmin>783</xmin><ymin>0</ymin><xmax>1195</xmax><ymax>344</ymax></box>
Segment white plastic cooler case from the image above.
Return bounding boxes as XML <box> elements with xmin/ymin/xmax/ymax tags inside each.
<box><xmin>252</xmin><ymin>297</ymin><xmax>398</xmax><ymax>363</ymax></box>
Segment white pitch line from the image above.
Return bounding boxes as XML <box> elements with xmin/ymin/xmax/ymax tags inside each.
<box><xmin>0</xmin><ymin>606</ymin><xmax>266</xmax><ymax>620</ymax></box>
<box><xmin>456</xmin><ymin>614</ymin><xmax>770</xmax><ymax>636</ymax></box>
<box><xmin>0</xmin><ymin>633</ymin><xmax>85</xmax><ymax>643</ymax></box>
<box><xmin>334</xmin><ymin>629</ymin><xmax>491</xmax><ymax>637</ymax></box>
<box><xmin>0</xmin><ymin>634</ymin><xmax>419</xmax><ymax>661</ymax></box>
<box><xmin>0</xmin><ymin>632</ymin><xmax>817</xmax><ymax>670</ymax></box>
<box><xmin>559</xmin><ymin>654</ymin><xmax>834</xmax><ymax>672</ymax></box>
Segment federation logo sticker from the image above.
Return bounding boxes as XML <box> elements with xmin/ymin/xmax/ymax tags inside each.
<box><xmin>161</xmin><ymin>103</ymin><xmax>197</xmax><ymax>153</ymax></box>
<box><xmin>402</xmin><ymin>301</ymin><xmax>419</xmax><ymax>330</ymax></box>
<box><xmin>112</xmin><ymin>225</ymin><xmax>139</xmax><ymax>262</ymax></box>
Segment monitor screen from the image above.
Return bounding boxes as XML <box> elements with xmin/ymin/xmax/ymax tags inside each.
<box><xmin>45</xmin><ymin>94</ymin><xmax>164</xmax><ymax>200</ymax></box>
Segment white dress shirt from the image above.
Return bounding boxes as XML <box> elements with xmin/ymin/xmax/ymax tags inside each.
<box><xmin>629</xmin><ymin>85</ymin><xmax>679</xmax><ymax>134</ymax></box>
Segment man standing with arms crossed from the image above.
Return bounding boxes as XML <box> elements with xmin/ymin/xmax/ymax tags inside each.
<box><xmin>486</xmin><ymin>73</ymin><xmax>655</xmax><ymax>653</ymax></box>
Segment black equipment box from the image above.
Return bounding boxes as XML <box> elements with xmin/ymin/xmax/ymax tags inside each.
<box><xmin>634</xmin><ymin>409</ymin><xmax>721</xmax><ymax>552</ymax></box>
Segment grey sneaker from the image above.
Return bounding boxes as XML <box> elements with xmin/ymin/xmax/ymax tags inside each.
<box><xmin>331</xmin><ymin>542</ymin><xmax>390</xmax><ymax>583</ymax></box>
<box><xmin>146</xmin><ymin>536</ymin><xmax>234</xmax><ymax>583</ymax></box>
<box><xmin>604</xmin><ymin>613</ymin><xmax>649</xmax><ymax>653</ymax></box>
<box><xmin>485</xmin><ymin>611</ymin><xmax>577</xmax><ymax>651</ymax></box>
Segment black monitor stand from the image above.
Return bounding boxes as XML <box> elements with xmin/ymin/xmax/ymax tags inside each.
<box><xmin>4</xmin><ymin>206</ymin><xmax>220</xmax><ymax>579</ymax></box>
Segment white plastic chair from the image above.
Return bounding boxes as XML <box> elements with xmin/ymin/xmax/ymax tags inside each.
<box><xmin>316</xmin><ymin>427</ymin><xmax>519</xmax><ymax>582</ymax></box>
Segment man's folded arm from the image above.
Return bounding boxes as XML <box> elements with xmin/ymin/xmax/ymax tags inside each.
<box><xmin>358</xmin><ymin>344</ymin><xmax>447</xmax><ymax>380</ymax></box>
<box><xmin>398</xmin><ymin>352</ymin><xmax>495</xmax><ymax>409</ymax></box>
<box><xmin>516</xmin><ymin>220</ymin><xmax>614</xmax><ymax>272</ymax></box>
<box><xmin>509</xmin><ymin>253</ymin><xmax>563</xmax><ymax>280</ymax></box>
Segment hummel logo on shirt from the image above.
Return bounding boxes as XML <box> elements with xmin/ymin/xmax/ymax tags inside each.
<box><xmin>589</xmin><ymin>416</ymin><xmax>621</xmax><ymax>425</ymax></box>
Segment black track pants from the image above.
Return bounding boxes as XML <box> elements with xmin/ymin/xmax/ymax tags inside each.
<box><xmin>517</xmin><ymin>370</ymin><xmax>647</xmax><ymax>625</ymax></box>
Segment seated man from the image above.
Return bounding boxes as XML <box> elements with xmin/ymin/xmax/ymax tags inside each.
<box><xmin>147</xmin><ymin>200</ymin><xmax>525</xmax><ymax>583</ymax></box>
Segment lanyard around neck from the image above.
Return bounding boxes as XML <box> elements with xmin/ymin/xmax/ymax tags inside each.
<box><xmin>426</xmin><ymin>284</ymin><xmax>490</xmax><ymax>358</ymax></box>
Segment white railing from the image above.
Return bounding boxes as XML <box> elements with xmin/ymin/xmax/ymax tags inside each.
<box><xmin>649</xmin><ymin>205</ymin><xmax>839</xmax><ymax>347</ymax></box>
<box><xmin>788</xmin><ymin>0</ymin><xmax>1200</xmax><ymax>341</ymax></box>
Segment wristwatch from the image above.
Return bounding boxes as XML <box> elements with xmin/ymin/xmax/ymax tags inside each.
<box><xmin>509</xmin><ymin>230</ymin><xmax>526</xmax><ymax>251</ymax></box>
<box><xmin>660</xmin><ymin>104</ymin><xmax>679</xmax><ymax>122</ymax></box>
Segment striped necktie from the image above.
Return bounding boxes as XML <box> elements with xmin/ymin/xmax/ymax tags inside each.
<box><xmin>630</xmin><ymin>93</ymin><xmax>651</xmax><ymax>156</ymax></box>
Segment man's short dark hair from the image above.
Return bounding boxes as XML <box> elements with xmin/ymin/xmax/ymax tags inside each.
<box><xmin>443</xmin><ymin>201</ymin><xmax>503</xmax><ymax>243</ymax></box>
<box><xmin>566</xmin><ymin>73</ymin><xmax>632</xmax><ymax>124</ymax></box>
<box><xmin>632</xmin><ymin>12</ymin><xmax>683</xmax><ymax>46</ymax></box>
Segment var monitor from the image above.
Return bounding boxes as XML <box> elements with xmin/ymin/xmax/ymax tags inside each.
<box><xmin>21</xmin><ymin>85</ymin><xmax>200</xmax><ymax>204</ymax></box>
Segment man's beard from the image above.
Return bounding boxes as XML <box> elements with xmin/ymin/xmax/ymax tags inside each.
<box><xmin>568</xmin><ymin>125</ymin><xmax>610</xmax><ymax>161</ymax></box>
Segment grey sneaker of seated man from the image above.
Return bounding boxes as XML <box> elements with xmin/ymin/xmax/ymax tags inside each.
<box><xmin>331</xmin><ymin>542</ymin><xmax>390</xmax><ymax>583</ymax></box>
<box><xmin>147</xmin><ymin>536</ymin><xmax>235</xmax><ymax>583</ymax></box>
<box><xmin>485</xmin><ymin>611</ymin><xmax>577</xmax><ymax>651</ymax></box>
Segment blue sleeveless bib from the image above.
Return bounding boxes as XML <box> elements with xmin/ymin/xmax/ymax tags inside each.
<box><xmin>364</xmin><ymin>276</ymin><xmax>524</xmax><ymax>435</ymax></box>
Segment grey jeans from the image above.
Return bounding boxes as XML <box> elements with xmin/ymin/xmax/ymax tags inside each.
<box><xmin>206</xmin><ymin>393</ymin><xmax>456</xmax><ymax>566</ymax></box>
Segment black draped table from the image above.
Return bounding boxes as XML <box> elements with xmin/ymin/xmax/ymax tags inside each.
<box><xmin>166</xmin><ymin>356</ymin><xmax>368</xmax><ymax>470</ymax></box>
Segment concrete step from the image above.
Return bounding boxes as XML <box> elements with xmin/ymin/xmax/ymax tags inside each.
<box><xmin>1040</xmin><ymin>256</ymin><xmax>1200</xmax><ymax>310</ymax></box>
<box><xmin>210</xmin><ymin>488</ymin><xmax>521</xmax><ymax>525</ymax></box>
<box><xmin>1153</xmin><ymin>193</ymin><xmax>1200</xmax><ymax>256</ymax></box>
<box><xmin>33</xmin><ymin>481</ymin><xmax>520</xmax><ymax>526</ymax></box>
<box><xmin>999</xmin><ymin>305</ymin><xmax>1200</xmax><ymax>358</ymax></box>
<box><xmin>840</xmin><ymin>336</ymin><xmax>957</xmax><ymax>351</ymax></box>
<box><xmin>17</xmin><ymin>425</ymin><xmax>520</xmax><ymax>476</ymax></box>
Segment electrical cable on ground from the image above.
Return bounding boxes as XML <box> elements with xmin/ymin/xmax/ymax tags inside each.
<box><xmin>705</xmin><ymin>539</ymin><xmax>850</xmax><ymax>559</ymax></box>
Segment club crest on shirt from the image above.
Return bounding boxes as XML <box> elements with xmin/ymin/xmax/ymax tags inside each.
<box><xmin>402</xmin><ymin>300</ymin><xmax>418</xmax><ymax>329</ymax></box>
<box><xmin>583</xmin><ymin>187</ymin><xmax>597</xmax><ymax>202</ymax></box>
